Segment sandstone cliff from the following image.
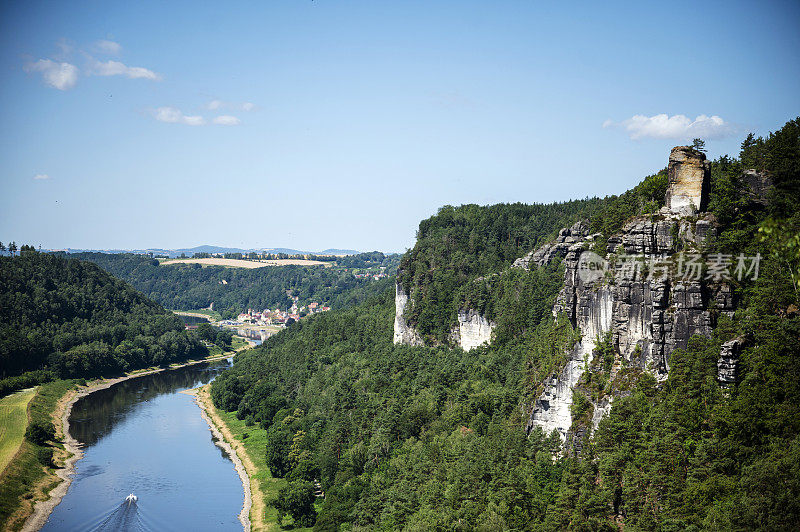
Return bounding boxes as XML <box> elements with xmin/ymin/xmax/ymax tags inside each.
<box><xmin>393</xmin><ymin>282</ymin><xmax>424</xmax><ymax>346</ymax></box>
<box><xmin>393</xmin><ymin>282</ymin><xmax>495</xmax><ymax>351</ymax></box>
<box><xmin>525</xmin><ymin>147</ymin><xmax>737</xmax><ymax>444</ymax></box>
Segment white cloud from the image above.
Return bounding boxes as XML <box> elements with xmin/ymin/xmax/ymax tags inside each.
<box><xmin>155</xmin><ymin>107</ymin><xmax>205</xmax><ymax>126</ymax></box>
<box><xmin>604</xmin><ymin>113</ymin><xmax>736</xmax><ymax>140</ymax></box>
<box><xmin>93</xmin><ymin>40</ymin><xmax>121</xmax><ymax>55</ymax></box>
<box><xmin>33</xmin><ymin>173</ymin><xmax>51</xmax><ymax>180</ymax></box>
<box><xmin>205</xmin><ymin>100</ymin><xmax>256</xmax><ymax>112</ymax></box>
<box><xmin>24</xmin><ymin>59</ymin><xmax>79</xmax><ymax>90</ymax></box>
<box><xmin>213</xmin><ymin>115</ymin><xmax>241</xmax><ymax>126</ymax></box>
<box><xmin>91</xmin><ymin>60</ymin><xmax>160</xmax><ymax>80</ymax></box>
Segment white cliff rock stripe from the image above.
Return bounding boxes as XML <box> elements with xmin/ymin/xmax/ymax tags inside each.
<box><xmin>393</xmin><ymin>282</ymin><xmax>424</xmax><ymax>346</ymax></box>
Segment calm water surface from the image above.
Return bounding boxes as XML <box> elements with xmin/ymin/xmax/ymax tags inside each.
<box><xmin>41</xmin><ymin>359</ymin><xmax>244</xmax><ymax>532</ymax></box>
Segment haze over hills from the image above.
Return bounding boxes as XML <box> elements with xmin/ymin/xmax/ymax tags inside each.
<box><xmin>48</xmin><ymin>245</ymin><xmax>364</xmax><ymax>258</ymax></box>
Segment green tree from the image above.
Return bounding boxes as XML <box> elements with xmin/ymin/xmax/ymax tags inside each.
<box><xmin>25</xmin><ymin>420</ymin><xmax>55</xmax><ymax>445</ymax></box>
<box><xmin>272</xmin><ymin>480</ymin><xmax>317</xmax><ymax>526</ymax></box>
<box><xmin>196</xmin><ymin>323</ymin><xmax>215</xmax><ymax>343</ymax></box>
<box><xmin>265</xmin><ymin>426</ymin><xmax>292</xmax><ymax>477</ymax></box>
<box><xmin>691</xmin><ymin>138</ymin><xmax>707</xmax><ymax>153</ymax></box>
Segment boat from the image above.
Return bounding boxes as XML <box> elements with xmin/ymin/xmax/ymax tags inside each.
<box><xmin>125</xmin><ymin>494</ymin><xmax>138</xmax><ymax>503</ymax></box>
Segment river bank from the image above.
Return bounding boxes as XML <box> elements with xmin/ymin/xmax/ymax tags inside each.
<box><xmin>19</xmin><ymin>353</ymin><xmax>238</xmax><ymax>532</ymax></box>
<box><xmin>186</xmin><ymin>386</ymin><xmax>254</xmax><ymax>531</ymax></box>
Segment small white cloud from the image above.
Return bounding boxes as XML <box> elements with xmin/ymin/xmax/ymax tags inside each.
<box><xmin>93</xmin><ymin>40</ymin><xmax>122</xmax><ymax>55</ymax></box>
<box><xmin>205</xmin><ymin>100</ymin><xmax>256</xmax><ymax>112</ymax></box>
<box><xmin>213</xmin><ymin>115</ymin><xmax>241</xmax><ymax>126</ymax></box>
<box><xmin>604</xmin><ymin>113</ymin><xmax>736</xmax><ymax>140</ymax></box>
<box><xmin>33</xmin><ymin>173</ymin><xmax>51</xmax><ymax>180</ymax></box>
<box><xmin>155</xmin><ymin>107</ymin><xmax>205</xmax><ymax>126</ymax></box>
<box><xmin>24</xmin><ymin>59</ymin><xmax>79</xmax><ymax>90</ymax></box>
<box><xmin>91</xmin><ymin>60</ymin><xmax>160</xmax><ymax>80</ymax></box>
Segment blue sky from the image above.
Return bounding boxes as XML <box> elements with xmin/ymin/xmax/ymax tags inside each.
<box><xmin>1</xmin><ymin>0</ymin><xmax>798</xmax><ymax>253</ymax></box>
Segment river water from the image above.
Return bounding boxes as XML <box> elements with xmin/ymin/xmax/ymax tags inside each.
<box><xmin>40</xmin><ymin>359</ymin><xmax>244</xmax><ymax>532</ymax></box>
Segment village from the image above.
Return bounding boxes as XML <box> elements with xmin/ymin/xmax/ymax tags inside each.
<box><xmin>231</xmin><ymin>297</ymin><xmax>331</xmax><ymax>327</ymax></box>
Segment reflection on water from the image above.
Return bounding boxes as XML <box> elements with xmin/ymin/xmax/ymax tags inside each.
<box><xmin>180</xmin><ymin>315</ymin><xmax>211</xmax><ymax>326</ymax></box>
<box><xmin>41</xmin><ymin>359</ymin><xmax>243</xmax><ymax>532</ymax></box>
<box><xmin>69</xmin><ymin>360</ymin><xmax>230</xmax><ymax>445</ymax></box>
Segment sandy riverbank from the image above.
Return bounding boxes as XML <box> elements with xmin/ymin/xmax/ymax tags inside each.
<box><xmin>185</xmin><ymin>385</ymin><xmax>253</xmax><ymax>531</ymax></box>
<box><xmin>20</xmin><ymin>354</ymin><xmax>234</xmax><ymax>532</ymax></box>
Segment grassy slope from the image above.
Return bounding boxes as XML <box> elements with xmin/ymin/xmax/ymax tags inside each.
<box><xmin>0</xmin><ymin>389</ymin><xmax>36</xmax><ymax>474</ymax></box>
<box><xmin>0</xmin><ymin>380</ymin><xmax>76</xmax><ymax>531</ymax></box>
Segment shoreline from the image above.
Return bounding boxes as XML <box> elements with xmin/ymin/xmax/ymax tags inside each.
<box><xmin>20</xmin><ymin>353</ymin><xmax>235</xmax><ymax>532</ymax></box>
<box><xmin>185</xmin><ymin>385</ymin><xmax>252</xmax><ymax>531</ymax></box>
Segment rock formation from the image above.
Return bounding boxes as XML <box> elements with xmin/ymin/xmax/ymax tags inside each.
<box><xmin>664</xmin><ymin>146</ymin><xmax>710</xmax><ymax>215</ymax></box>
<box><xmin>513</xmin><ymin>221</ymin><xmax>594</xmax><ymax>269</ymax></box>
<box><xmin>393</xmin><ymin>280</ymin><xmax>495</xmax><ymax>351</ymax></box>
<box><xmin>740</xmin><ymin>169</ymin><xmax>773</xmax><ymax>205</ymax></box>
<box><xmin>393</xmin><ymin>282</ymin><xmax>424</xmax><ymax>346</ymax></box>
<box><xmin>451</xmin><ymin>310</ymin><xmax>495</xmax><ymax>351</ymax></box>
<box><xmin>525</xmin><ymin>146</ymin><xmax>737</xmax><ymax>444</ymax></box>
<box><xmin>718</xmin><ymin>337</ymin><xmax>743</xmax><ymax>386</ymax></box>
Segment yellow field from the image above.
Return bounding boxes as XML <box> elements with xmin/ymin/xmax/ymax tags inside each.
<box><xmin>161</xmin><ymin>258</ymin><xmax>331</xmax><ymax>268</ymax></box>
<box><xmin>0</xmin><ymin>388</ymin><xmax>36</xmax><ymax>474</ymax></box>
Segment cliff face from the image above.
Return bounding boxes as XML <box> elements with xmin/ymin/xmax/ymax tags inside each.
<box><xmin>393</xmin><ymin>282</ymin><xmax>424</xmax><ymax>346</ymax></box>
<box><xmin>525</xmin><ymin>147</ymin><xmax>736</xmax><ymax>443</ymax></box>
<box><xmin>451</xmin><ymin>310</ymin><xmax>495</xmax><ymax>351</ymax></box>
<box><xmin>664</xmin><ymin>146</ymin><xmax>711</xmax><ymax>215</ymax></box>
<box><xmin>393</xmin><ymin>282</ymin><xmax>495</xmax><ymax>351</ymax></box>
<box><xmin>394</xmin><ymin>146</ymin><xmax>763</xmax><ymax>444</ymax></box>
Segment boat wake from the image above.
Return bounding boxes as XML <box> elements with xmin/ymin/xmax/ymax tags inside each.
<box><xmin>82</xmin><ymin>496</ymin><xmax>153</xmax><ymax>532</ymax></box>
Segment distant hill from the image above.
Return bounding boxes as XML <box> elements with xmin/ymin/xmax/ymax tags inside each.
<box><xmin>261</xmin><ymin>248</ymin><xmax>309</xmax><ymax>255</ymax></box>
<box><xmin>54</xmin><ymin>245</ymin><xmax>364</xmax><ymax>258</ymax></box>
<box><xmin>319</xmin><ymin>249</ymin><xmax>361</xmax><ymax>256</ymax></box>
<box><xmin>174</xmin><ymin>245</ymin><xmax>250</xmax><ymax>255</ymax></box>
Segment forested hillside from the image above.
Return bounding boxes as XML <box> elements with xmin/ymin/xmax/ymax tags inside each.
<box><xmin>211</xmin><ymin>118</ymin><xmax>800</xmax><ymax>530</ymax></box>
<box><xmin>73</xmin><ymin>252</ymin><xmax>399</xmax><ymax>317</ymax></box>
<box><xmin>397</xmin><ymin>169</ymin><xmax>671</xmax><ymax>343</ymax></box>
<box><xmin>0</xmin><ymin>252</ymin><xmax>207</xmax><ymax>395</ymax></box>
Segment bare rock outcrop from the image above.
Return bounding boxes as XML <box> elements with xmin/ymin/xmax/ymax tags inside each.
<box><xmin>513</xmin><ymin>221</ymin><xmax>594</xmax><ymax>269</ymax></box>
<box><xmin>741</xmin><ymin>169</ymin><xmax>773</xmax><ymax>205</ymax></box>
<box><xmin>451</xmin><ymin>310</ymin><xmax>495</xmax><ymax>351</ymax></box>
<box><xmin>526</xmin><ymin>146</ymin><xmax>739</xmax><ymax>445</ymax></box>
<box><xmin>393</xmin><ymin>282</ymin><xmax>494</xmax><ymax>351</ymax></box>
<box><xmin>393</xmin><ymin>282</ymin><xmax>424</xmax><ymax>346</ymax></box>
<box><xmin>718</xmin><ymin>337</ymin><xmax>744</xmax><ymax>386</ymax></box>
<box><xmin>664</xmin><ymin>146</ymin><xmax>710</xmax><ymax>215</ymax></box>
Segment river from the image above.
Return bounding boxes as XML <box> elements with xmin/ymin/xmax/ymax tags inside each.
<box><xmin>40</xmin><ymin>359</ymin><xmax>244</xmax><ymax>532</ymax></box>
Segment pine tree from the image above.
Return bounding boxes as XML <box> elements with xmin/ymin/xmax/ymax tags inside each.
<box><xmin>691</xmin><ymin>138</ymin><xmax>707</xmax><ymax>153</ymax></box>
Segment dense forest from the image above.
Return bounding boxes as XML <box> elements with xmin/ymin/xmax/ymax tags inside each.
<box><xmin>0</xmin><ymin>252</ymin><xmax>207</xmax><ymax>396</ymax></box>
<box><xmin>397</xmin><ymin>168</ymin><xmax>671</xmax><ymax>343</ymax></box>
<box><xmin>212</xmin><ymin>118</ymin><xmax>800</xmax><ymax>529</ymax></box>
<box><xmin>71</xmin><ymin>252</ymin><xmax>400</xmax><ymax>318</ymax></box>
